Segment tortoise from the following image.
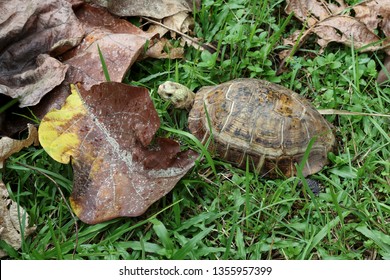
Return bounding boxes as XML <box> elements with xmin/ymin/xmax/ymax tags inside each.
<box><xmin>158</xmin><ymin>78</ymin><xmax>336</xmax><ymax>178</ymax></box>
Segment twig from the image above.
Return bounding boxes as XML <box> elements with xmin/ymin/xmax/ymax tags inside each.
<box><xmin>141</xmin><ymin>16</ymin><xmax>217</xmax><ymax>53</ymax></box>
<box><xmin>317</xmin><ymin>109</ymin><xmax>390</xmax><ymax>117</ymax></box>
<box><xmin>15</xmin><ymin>161</ymin><xmax>79</xmax><ymax>258</ymax></box>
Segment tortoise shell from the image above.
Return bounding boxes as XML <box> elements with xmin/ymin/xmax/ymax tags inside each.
<box><xmin>188</xmin><ymin>79</ymin><xmax>336</xmax><ymax>178</ymax></box>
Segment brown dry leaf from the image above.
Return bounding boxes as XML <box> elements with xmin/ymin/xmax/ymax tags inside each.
<box><xmin>163</xmin><ymin>11</ymin><xmax>195</xmax><ymax>39</ymax></box>
<box><xmin>146</xmin><ymin>11</ymin><xmax>195</xmax><ymax>38</ymax></box>
<box><xmin>285</xmin><ymin>0</ymin><xmax>346</xmax><ymax>25</ymax></box>
<box><xmin>61</xmin><ymin>4</ymin><xmax>153</xmax><ymax>90</ymax></box>
<box><xmin>86</xmin><ymin>0</ymin><xmax>200</xmax><ymax>19</ymax></box>
<box><xmin>353</xmin><ymin>0</ymin><xmax>390</xmax><ymax>83</ymax></box>
<box><xmin>0</xmin><ymin>124</ymin><xmax>39</xmax><ymax>168</ymax></box>
<box><xmin>0</xmin><ymin>0</ymin><xmax>84</xmax><ymax>107</ymax></box>
<box><xmin>145</xmin><ymin>38</ymin><xmax>185</xmax><ymax>59</ymax></box>
<box><xmin>0</xmin><ymin>55</ymin><xmax>69</xmax><ymax>108</ymax></box>
<box><xmin>143</xmin><ymin>11</ymin><xmax>196</xmax><ymax>59</ymax></box>
<box><xmin>39</xmin><ymin>83</ymin><xmax>197</xmax><ymax>224</ymax></box>
<box><xmin>0</xmin><ymin>181</ymin><xmax>36</xmax><ymax>258</ymax></box>
<box><xmin>353</xmin><ymin>0</ymin><xmax>390</xmax><ymax>36</ymax></box>
<box><xmin>284</xmin><ymin>0</ymin><xmax>390</xmax><ymax>54</ymax></box>
<box><xmin>314</xmin><ymin>15</ymin><xmax>382</xmax><ymax>52</ymax></box>
<box><xmin>87</xmin><ymin>1</ymin><xmax>199</xmax><ymax>57</ymax></box>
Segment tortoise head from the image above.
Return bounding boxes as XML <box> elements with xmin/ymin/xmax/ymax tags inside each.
<box><xmin>158</xmin><ymin>81</ymin><xmax>195</xmax><ymax>109</ymax></box>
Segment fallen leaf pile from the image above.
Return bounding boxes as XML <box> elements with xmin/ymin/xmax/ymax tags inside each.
<box><xmin>0</xmin><ymin>0</ymin><xmax>199</xmax><ymax>229</ymax></box>
<box><xmin>0</xmin><ymin>1</ymin><xmax>148</xmax><ymax>136</ymax></box>
<box><xmin>282</xmin><ymin>0</ymin><xmax>390</xmax><ymax>80</ymax></box>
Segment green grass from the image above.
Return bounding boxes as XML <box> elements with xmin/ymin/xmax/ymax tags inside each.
<box><xmin>1</xmin><ymin>0</ymin><xmax>389</xmax><ymax>260</ymax></box>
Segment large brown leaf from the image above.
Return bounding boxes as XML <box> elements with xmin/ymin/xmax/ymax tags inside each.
<box><xmin>39</xmin><ymin>83</ymin><xmax>197</xmax><ymax>224</ymax></box>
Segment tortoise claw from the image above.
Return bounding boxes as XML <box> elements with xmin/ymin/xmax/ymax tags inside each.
<box><xmin>306</xmin><ymin>178</ymin><xmax>321</xmax><ymax>195</ymax></box>
<box><xmin>299</xmin><ymin>178</ymin><xmax>321</xmax><ymax>196</ymax></box>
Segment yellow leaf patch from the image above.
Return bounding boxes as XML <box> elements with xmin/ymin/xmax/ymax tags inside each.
<box><xmin>38</xmin><ymin>85</ymin><xmax>85</xmax><ymax>164</ymax></box>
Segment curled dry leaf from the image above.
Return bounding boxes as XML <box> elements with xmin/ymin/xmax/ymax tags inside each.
<box><xmin>315</xmin><ymin>15</ymin><xmax>382</xmax><ymax>52</ymax></box>
<box><xmin>0</xmin><ymin>0</ymin><xmax>84</xmax><ymax>107</ymax></box>
<box><xmin>143</xmin><ymin>11</ymin><xmax>195</xmax><ymax>60</ymax></box>
<box><xmin>285</xmin><ymin>0</ymin><xmax>346</xmax><ymax>25</ymax></box>
<box><xmin>161</xmin><ymin>11</ymin><xmax>195</xmax><ymax>39</ymax></box>
<box><xmin>284</xmin><ymin>0</ymin><xmax>390</xmax><ymax>54</ymax></box>
<box><xmin>145</xmin><ymin>38</ymin><xmax>185</xmax><ymax>59</ymax></box>
<box><xmin>0</xmin><ymin>181</ymin><xmax>36</xmax><ymax>258</ymax></box>
<box><xmin>39</xmin><ymin>83</ymin><xmax>197</xmax><ymax>224</ymax></box>
<box><xmin>0</xmin><ymin>124</ymin><xmax>39</xmax><ymax>168</ymax></box>
<box><xmin>353</xmin><ymin>0</ymin><xmax>390</xmax><ymax>36</ymax></box>
<box><xmin>0</xmin><ymin>54</ymin><xmax>69</xmax><ymax>108</ymax></box>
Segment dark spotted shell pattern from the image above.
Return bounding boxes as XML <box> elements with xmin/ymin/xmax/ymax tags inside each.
<box><xmin>188</xmin><ymin>79</ymin><xmax>336</xmax><ymax>178</ymax></box>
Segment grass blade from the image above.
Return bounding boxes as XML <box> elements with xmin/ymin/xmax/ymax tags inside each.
<box><xmin>300</xmin><ymin>211</ymin><xmax>350</xmax><ymax>259</ymax></box>
<box><xmin>97</xmin><ymin>44</ymin><xmax>111</xmax><ymax>82</ymax></box>
<box><xmin>172</xmin><ymin>226</ymin><xmax>214</xmax><ymax>259</ymax></box>
<box><xmin>151</xmin><ymin>218</ymin><xmax>174</xmax><ymax>254</ymax></box>
<box><xmin>161</xmin><ymin>126</ymin><xmax>216</xmax><ymax>175</ymax></box>
<box><xmin>356</xmin><ymin>226</ymin><xmax>390</xmax><ymax>255</ymax></box>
